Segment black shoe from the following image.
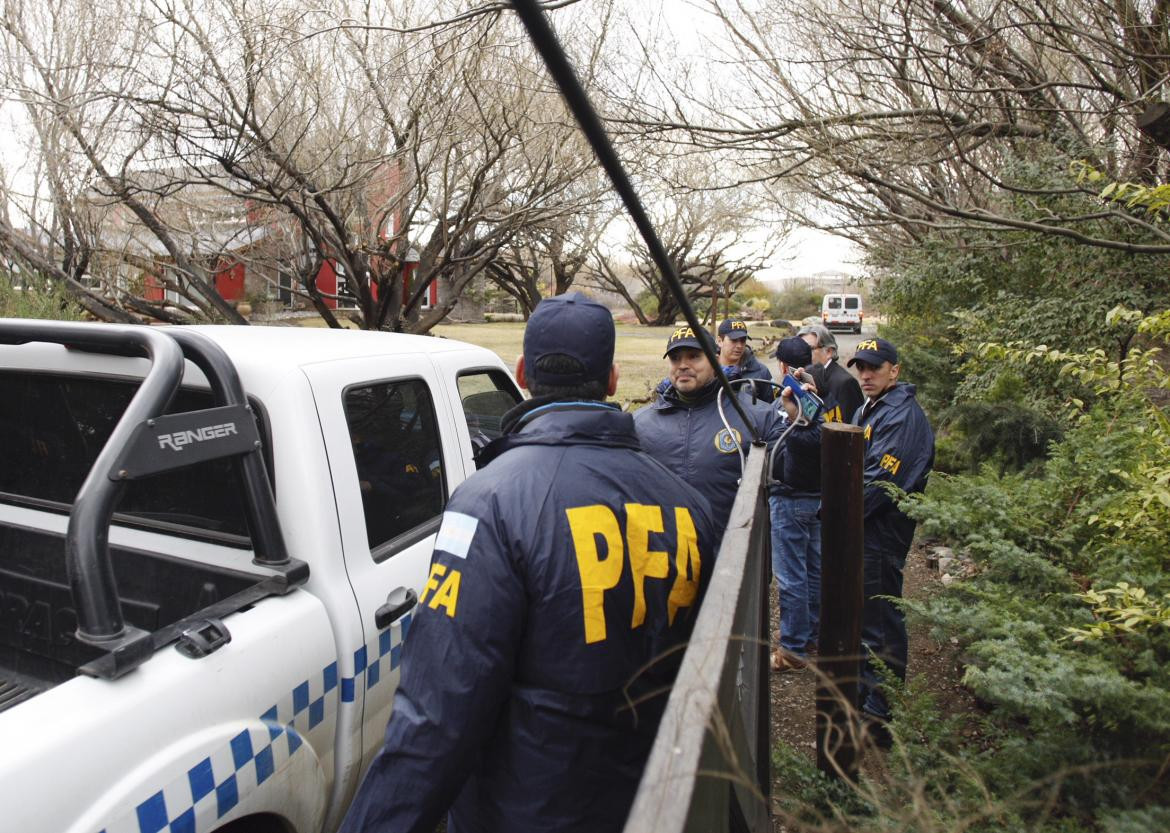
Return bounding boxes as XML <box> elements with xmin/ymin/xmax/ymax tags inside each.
<box><xmin>861</xmin><ymin>713</ymin><xmax>894</xmax><ymax>750</ymax></box>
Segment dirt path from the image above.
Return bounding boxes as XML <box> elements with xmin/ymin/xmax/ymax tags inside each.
<box><xmin>767</xmin><ymin>545</ymin><xmax>974</xmax><ymax>802</ymax></box>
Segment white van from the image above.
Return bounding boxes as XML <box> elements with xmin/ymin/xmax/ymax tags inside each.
<box><xmin>821</xmin><ymin>293</ymin><xmax>863</xmax><ymax>333</ymax></box>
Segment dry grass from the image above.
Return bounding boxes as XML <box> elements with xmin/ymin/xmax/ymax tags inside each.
<box><xmin>434</xmin><ymin>321</ymin><xmax>796</xmax><ymax>406</ymax></box>
<box><xmin>291</xmin><ymin>315</ymin><xmax>796</xmax><ymax>405</ymax></box>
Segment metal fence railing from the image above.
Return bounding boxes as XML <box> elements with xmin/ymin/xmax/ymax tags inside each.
<box><xmin>624</xmin><ymin>445</ymin><xmax>772</xmax><ymax>833</ymax></box>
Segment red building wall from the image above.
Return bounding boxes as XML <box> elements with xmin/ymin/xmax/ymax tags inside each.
<box><xmin>315</xmin><ymin>260</ymin><xmax>339</xmax><ymax>310</ymax></box>
<box><xmin>214</xmin><ymin>262</ymin><xmax>246</xmax><ymax>301</ymax></box>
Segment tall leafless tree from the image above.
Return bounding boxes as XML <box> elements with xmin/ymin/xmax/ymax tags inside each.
<box><xmin>0</xmin><ymin>0</ymin><xmax>616</xmax><ymax>329</ymax></box>
<box><xmin>582</xmin><ymin>152</ymin><xmax>786</xmax><ymax>325</ymax></box>
<box><xmin>616</xmin><ymin>0</ymin><xmax>1170</xmax><ymax>257</ymax></box>
<box><xmin>0</xmin><ymin>0</ymin><xmax>245</xmax><ymax>322</ymax></box>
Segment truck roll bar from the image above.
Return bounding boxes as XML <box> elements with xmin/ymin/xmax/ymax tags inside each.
<box><xmin>167</xmin><ymin>328</ymin><xmax>290</xmax><ymax>567</ymax></box>
<box><xmin>0</xmin><ymin>320</ymin><xmax>300</xmax><ymax>678</ymax></box>
<box><xmin>0</xmin><ymin>320</ymin><xmax>183</xmax><ymax>648</ymax></box>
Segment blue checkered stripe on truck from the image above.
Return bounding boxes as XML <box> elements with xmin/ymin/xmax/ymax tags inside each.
<box><xmin>342</xmin><ymin>610</ymin><xmax>411</xmax><ymax>702</ymax></box>
<box><xmin>97</xmin><ymin>614</ymin><xmax>411</xmax><ymax>833</ymax></box>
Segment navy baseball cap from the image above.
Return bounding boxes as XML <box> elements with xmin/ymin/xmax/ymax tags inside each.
<box><xmin>664</xmin><ymin>325</ymin><xmax>716</xmax><ymax>357</ymax></box>
<box><xmin>773</xmin><ymin>336</ymin><xmax>812</xmax><ymax>367</ymax></box>
<box><xmin>847</xmin><ymin>337</ymin><xmax>898</xmax><ymax>368</ymax></box>
<box><xmin>523</xmin><ymin>292</ymin><xmax>615</xmax><ymax>386</ymax></box>
<box><xmin>717</xmin><ymin>318</ymin><xmax>751</xmax><ymax>340</ymax></box>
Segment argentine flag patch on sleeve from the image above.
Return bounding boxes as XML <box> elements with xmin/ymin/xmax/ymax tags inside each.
<box><xmin>434</xmin><ymin>511</ymin><xmax>479</xmax><ymax>559</ymax></box>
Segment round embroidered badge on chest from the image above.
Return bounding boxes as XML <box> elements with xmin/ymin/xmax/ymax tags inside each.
<box><xmin>714</xmin><ymin>427</ymin><xmax>742</xmax><ymax>453</ymax></box>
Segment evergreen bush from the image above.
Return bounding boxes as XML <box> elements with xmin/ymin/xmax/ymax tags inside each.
<box><xmin>898</xmin><ymin>312</ymin><xmax>1170</xmax><ymax>830</ymax></box>
<box><xmin>773</xmin><ymin>310</ymin><xmax>1170</xmax><ymax>832</ymax></box>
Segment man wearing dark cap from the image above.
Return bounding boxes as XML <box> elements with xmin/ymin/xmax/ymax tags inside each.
<box><xmin>635</xmin><ymin>325</ymin><xmax>781</xmax><ymax>532</ymax></box>
<box><xmin>717</xmin><ymin>317</ymin><xmax>774</xmax><ymax>400</ymax></box>
<box><xmin>768</xmin><ymin>336</ymin><xmax>825</xmax><ymax>671</ymax></box>
<box><xmin>796</xmin><ymin>323</ymin><xmax>864</xmax><ymax>424</ymax></box>
<box><xmin>848</xmin><ymin>337</ymin><xmax>935</xmax><ymax>731</ymax></box>
<box><xmin>341</xmin><ymin>293</ymin><xmax>720</xmax><ymax>833</ymax></box>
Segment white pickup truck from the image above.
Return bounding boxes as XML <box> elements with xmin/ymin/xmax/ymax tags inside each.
<box><xmin>0</xmin><ymin>320</ymin><xmax>522</xmax><ymax>833</ymax></box>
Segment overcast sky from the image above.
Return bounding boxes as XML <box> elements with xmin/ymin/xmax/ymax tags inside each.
<box><xmin>0</xmin><ymin>0</ymin><xmax>860</xmax><ymax>282</ymax></box>
<box><xmin>649</xmin><ymin>1</ymin><xmax>859</xmax><ymax>282</ymax></box>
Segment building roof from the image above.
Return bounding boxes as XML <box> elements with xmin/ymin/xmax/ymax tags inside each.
<box><xmin>99</xmin><ymin>222</ymin><xmax>271</xmax><ymax>260</ymax></box>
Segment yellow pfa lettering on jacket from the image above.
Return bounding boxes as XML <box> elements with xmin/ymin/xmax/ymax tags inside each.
<box><xmin>667</xmin><ymin>508</ymin><xmax>700</xmax><ymax>625</ymax></box>
<box><xmin>864</xmin><ymin>424</ymin><xmax>873</xmax><ymax>441</ymax></box>
<box><xmin>567</xmin><ymin>503</ymin><xmax>702</xmax><ymax>644</ymax></box>
<box><xmin>880</xmin><ymin>453</ymin><xmax>901</xmax><ymax>475</ymax></box>
<box><xmin>420</xmin><ymin>562</ymin><xmax>462</xmax><ymax>618</ymax></box>
<box><xmin>823</xmin><ymin>405</ymin><xmax>843</xmax><ymax>423</ymax></box>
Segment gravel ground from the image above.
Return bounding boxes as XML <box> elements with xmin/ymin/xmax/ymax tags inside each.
<box><xmin>766</xmin><ymin>543</ymin><xmax>976</xmax><ymax>822</ymax></box>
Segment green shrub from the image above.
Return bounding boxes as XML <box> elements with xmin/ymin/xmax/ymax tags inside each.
<box><xmin>868</xmin><ymin>155</ymin><xmax>1170</xmax><ymax>472</ymax></box>
<box><xmin>772</xmin><ymin>284</ymin><xmax>825</xmax><ymax>320</ymax></box>
<box><xmin>897</xmin><ymin>313</ymin><xmax>1170</xmax><ymax>828</ymax></box>
<box><xmin>0</xmin><ymin>276</ymin><xmax>83</xmax><ymax>320</ymax></box>
<box><xmin>773</xmin><ymin>311</ymin><xmax>1170</xmax><ymax>832</ymax></box>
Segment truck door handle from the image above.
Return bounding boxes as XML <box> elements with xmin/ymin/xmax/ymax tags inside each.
<box><xmin>374</xmin><ymin>587</ymin><xmax>417</xmax><ymax>630</ymax></box>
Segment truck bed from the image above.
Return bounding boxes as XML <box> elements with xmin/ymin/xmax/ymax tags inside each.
<box><xmin>0</xmin><ymin>521</ymin><xmax>264</xmax><ymax>692</ymax></box>
<box><xmin>0</xmin><ymin>666</ymin><xmax>46</xmax><ymax>715</ymax></box>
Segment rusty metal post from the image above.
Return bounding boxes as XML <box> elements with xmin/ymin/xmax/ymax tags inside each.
<box><xmin>816</xmin><ymin>422</ymin><xmax>865</xmax><ymax>781</ymax></box>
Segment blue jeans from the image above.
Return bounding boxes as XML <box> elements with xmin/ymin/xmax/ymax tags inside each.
<box><xmin>770</xmin><ymin>494</ymin><xmax>822</xmax><ymax>657</ymax></box>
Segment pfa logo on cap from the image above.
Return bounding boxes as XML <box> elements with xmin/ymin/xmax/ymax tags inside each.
<box><xmin>847</xmin><ymin>337</ymin><xmax>899</xmax><ymax>368</ymax></box>
<box><xmin>717</xmin><ymin>319</ymin><xmax>751</xmax><ymax>339</ymax></box>
<box><xmin>664</xmin><ymin>326</ymin><xmax>714</xmax><ymax>357</ymax></box>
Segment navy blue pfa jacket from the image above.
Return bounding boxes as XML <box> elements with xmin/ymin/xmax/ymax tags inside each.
<box><xmin>340</xmin><ymin>402</ymin><xmax>720</xmax><ymax>833</ymax></box>
<box><xmin>740</xmin><ymin>348</ymin><xmax>774</xmax><ymax>388</ymax></box>
<box><xmin>634</xmin><ymin>381</ymin><xmax>781</xmax><ymax>530</ymax></box>
<box><xmin>851</xmin><ymin>383</ymin><xmax>934</xmax><ymax>549</ymax></box>
<box><xmin>724</xmin><ymin>348</ymin><xmax>775</xmax><ymax>402</ymax></box>
<box><xmin>768</xmin><ymin>412</ymin><xmax>822</xmax><ymax>498</ymax></box>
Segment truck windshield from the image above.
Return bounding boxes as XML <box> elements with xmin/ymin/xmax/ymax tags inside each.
<box><xmin>0</xmin><ymin>371</ymin><xmax>260</xmax><ymax>540</ymax></box>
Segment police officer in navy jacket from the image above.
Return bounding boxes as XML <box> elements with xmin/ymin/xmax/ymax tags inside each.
<box><xmin>717</xmin><ymin>317</ymin><xmax>774</xmax><ymax>402</ymax></box>
<box><xmin>635</xmin><ymin>326</ymin><xmax>782</xmax><ymax>532</ymax></box>
<box><xmin>848</xmin><ymin>337</ymin><xmax>934</xmax><ymax>727</ymax></box>
<box><xmin>340</xmin><ymin>293</ymin><xmax>720</xmax><ymax>833</ymax></box>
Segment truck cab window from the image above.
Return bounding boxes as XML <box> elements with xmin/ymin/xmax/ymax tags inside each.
<box><xmin>344</xmin><ymin>379</ymin><xmax>446</xmax><ymax>553</ymax></box>
<box><xmin>0</xmin><ymin>371</ymin><xmax>262</xmax><ymax>541</ymax></box>
<box><xmin>456</xmin><ymin>369</ymin><xmax>523</xmax><ymax>452</ymax></box>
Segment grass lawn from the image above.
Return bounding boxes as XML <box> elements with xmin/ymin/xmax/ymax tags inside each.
<box><xmin>434</xmin><ymin>321</ymin><xmax>795</xmax><ymax>407</ymax></box>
